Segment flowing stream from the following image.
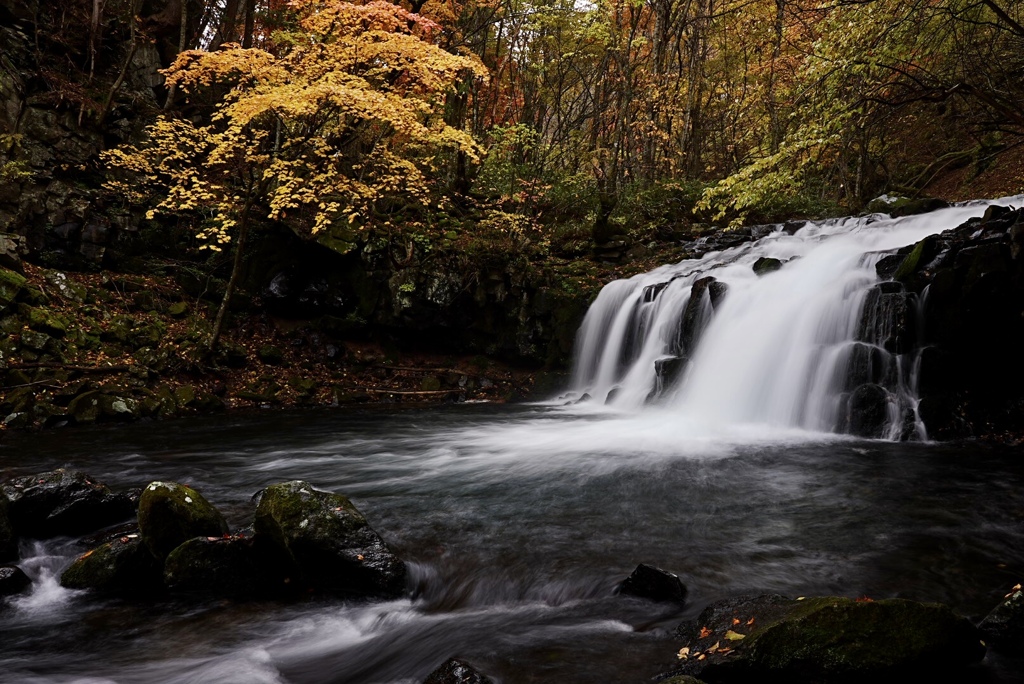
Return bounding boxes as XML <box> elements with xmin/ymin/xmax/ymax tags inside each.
<box><xmin>3</xmin><ymin>200</ymin><xmax>1024</xmax><ymax>682</ymax></box>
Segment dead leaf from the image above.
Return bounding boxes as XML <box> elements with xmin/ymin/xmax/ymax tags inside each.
<box><xmin>746</xmin><ymin>617</ymin><xmax>755</xmax><ymax>626</ymax></box>
<box><xmin>677</xmin><ymin>647</ymin><xmax>690</xmax><ymax>660</ymax></box>
<box><xmin>732</xmin><ymin>618</ymin><xmax>741</xmax><ymax>625</ymax></box>
<box><xmin>707</xmin><ymin>641</ymin><xmax>720</xmax><ymax>653</ymax></box>
<box><xmin>698</xmin><ymin>626</ymin><xmax>712</xmax><ymax>639</ymax></box>
<box><xmin>697</xmin><ymin>654</ymin><xmax>706</xmax><ymax>661</ymax></box>
<box><xmin>725</xmin><ymin>630</ymin><xmax>746</xmax><ymax>641</ymax></box>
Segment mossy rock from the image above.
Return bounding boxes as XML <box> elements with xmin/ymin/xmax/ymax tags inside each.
<box><xmin>697</xmin><ymin>596</ymin><xmax>984</xmax><ymax>682</ymax></box>
<box><xmin>68</xmin><ymin>390</ymin><xmax>102</xmax><ymax>424</ymax></box>
<box><xmin>0</xmin><ymin>267</ymin><xmax>27</xmax><ymax>308</ymax></box>
<box><xmin>421</xmin><ymin>376</ymin><xmax>442</xmax><ymax>392</ymax></box>
<box><xmin>979</xmin><ymin>585</ymin><xmax>1024</xmax><ymax>655</ymax></box>
<box><xmin>19</xmin><ymin>330</ymin><xmax>52</xmax><ymax>353</ymax></box>
<box><xmin>167</xmin><ymin>301</ymin><xmax>188</xmax><ymax>317</ymax></box>
<box><xmin>163</xmin><ymin>534</ymin><xmax>299</xmax><ymax>597</ymax></box>
<box><xmin>258</xmin><ymin>345</ymin><xmax>285</xmax><ymax>365</ymax></box>
<box><xmin>253</xmin><ymin>481</ymin><xmax>406</xmax><ymax>597</ymax></box>
<box><xmin>0</xmin><ymin>489</ymin><xmax>15</xmax><ymax>562</ymax></box>
<box><xmin>752</xmin><ymin>257</ymin><xmax>783</xmax><ymax>276</ymax></box>
<box><xmin>174</xmin><ymin>385</ymin><xmax>197</xmax><ymax>407</ymax></box>
<box><xmin>1</xmin><ymin>469</ymin><xmax>135</xmax><ymax>538</ymax></box>
<box><xmin>137</xmin><ymin>482</ymin><xmax>228</xmax><ymax>561</ymax></box>
<box><xmin>26</xmin><ymin>307</ymin><xmax>69</xmax><ymax>338</ymax></box>
<box><xmin>59</xmin><ymin>535</ymin><xmax>163</xmax><ymax>594</ymax></box>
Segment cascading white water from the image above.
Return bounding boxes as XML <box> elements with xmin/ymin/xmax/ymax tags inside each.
<box><xmin>565</xmin><ymin>199</ymin><xmax>1018</xmax><ymax>439</ymax></box>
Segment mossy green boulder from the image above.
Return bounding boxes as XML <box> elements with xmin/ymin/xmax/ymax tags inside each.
<box><xmin>137</xmin><ymin>482</ymin><xmax>228</xmax><ymax>560</ymax></box>
<box><xmin>669</xmin><ymin>595</ymin><xmax>984</xmax><ymax>683</ymax></box>
<box><xmin>253</xmin><ymin>481</ymin><xmax>406</xmax><ymax>597</ymax></box>
<box><xmin>163</xmin><ymin>534</ymin><xmax>298</xmax><ymax>597</ymax></box>
<box><xmin>59</xmin><ymin>535</ymin><xmax>163</xmax><ymax>594</ymax></box>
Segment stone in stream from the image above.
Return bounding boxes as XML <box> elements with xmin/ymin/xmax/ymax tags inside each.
<box><xmin>661</xmin><ymin>595</ymin><xmax>984</xmax><ymax>682</ymax></box>
<box><xmin>0</xmin><ymin>469</ymin><xmax>135</xmax><ymax>538</ymax></box>
<box><xmin>978</xmin><ymin>583</ymin><xmax>1024</xmax><ymax>655</ymax></box>
<box><xmin>617</xmin><ymin>563</ymin><xmax>687</xmax><ymax>604</ymax></box>
<box><xmin>59</xmin><ymin>535</ymin><xmax>164</xmax><ymax>594</ymax></box>
<box><xmin>423</xmin><ymin>657</ymin><xmax>494</xmax><ymax>684</ymax></box>
<box><xmin>163</xmin><ymin>534</ymin><xmax>299</xmax><ymax>597</ymax></box>
<box><xmin>253</xmin><ymin>481</ymin><xmax>407</xmax><ymax>597</ymax></box>
<box><xmin>0</xmin><ymin>489</ymin><xmax>15</xmax><ymax>561</ymax></box>
<box><xmin>137</xmin><ymin>482</ymin><xmax>229</xmax><ymax>561</ymax></box>
<box><xmin>0</xmin><ymin>565</ymin><xmax>31</xmax><ymax>596</ymax></box>
<box><xmin>846</xmin><ymin>384</ymin><xmax>890</xmax><ymax>438</ymax></box>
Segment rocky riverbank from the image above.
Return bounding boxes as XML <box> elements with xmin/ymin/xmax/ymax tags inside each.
<box><xmin>2</xmin><ymin>467</ymin><xmax>1022</xmax><ymax>684</ymax></box>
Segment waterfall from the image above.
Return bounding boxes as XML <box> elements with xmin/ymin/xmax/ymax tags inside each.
<box><xmin>564</xmin><ymin>200</ymin><xmax>1013</xmax><ymax>439</ymax></box>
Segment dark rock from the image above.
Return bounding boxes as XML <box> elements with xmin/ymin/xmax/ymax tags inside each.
<box><xmin>0</xmin><ymin>565</ymin><xmax>31</xmax><ymax>596</ymax></box>
<box><xmin>678</xmin><ymin>278</ymin><xmax>716</xmax><ymax>355</ymax></box>
<box><xmin>874</xmin><ymin>253</ymin><xmax>906</xmax><ymax>280</ymax></box>
<box><xmin>752</xmin><ymin>257</ymin><xmax>783</xmax><ymax>276</ymax></box>
<box><xmin>424</xmin><ymin>657</ymin><xmax>494</xmax><ymax>684</ymax></box>
<box><xmin>655</xmin><ymin>356</ymin><xmax>688</xmax><ymax>395</ymax></box>
<box><xmin>979</xmin><ymin>584</ymin><xmax>1024</xmax><ymax>655</ymax></box>
<box><xmin>643</xmin><ymin>281</ymin><xmax>671</xmax><ymax>303</ymax></box>
<box><xmin>707</xmin><ymin>281</ymin><xmax>729</xmax><ymax>309</ymax></box>
<box><xmin>137</xmin><ymin>482</ymin><xmax>229</xmax><ymax>561</ymax></box>
<box><xmin>617</xmin><ymin>563</ymin><xmax>687</xmax><ymax>603</ymax></box>
<box><xmin>858</xmin><ymin>285</ymin><xmax>915</xmax><ymax>354</ymax></box>
<box><xmin>890</xmin><ymin>197</ymin><xmax>949</xmax><ymax>218</ymax></box>
<box><xmin>253</xmin><ymin>481</ymin><xmax>407</xmax><ymax>597</ymax></box>
<box><xmin>0</xmin><ymin>268</ymin><xmax>27</xmax><ymax>310</ymax></box>
<box><xmin>844</xmin><ymin>343</ymin><xmax>887</xmax><ymax>390</ymax></box>
<box><xmin>847</xmin><ymin>384</ymin><xmax>890</xmax><ymax>438</ymax></box>
<box><xmin>0</xmin><ymin>489</ymin><xmax>15</xmax><ymax>562</ymax></box>
<box><xmin>1</xmin><ymin>469</ymin><xmax>134</xmax><ymax>538</ymax></box>
<box><xmin>666</xmin><ymin>595</ymin><xmax>984</xmax><ymax>683</ymax></box>
<box><xmin>163</xmin><ymin>534</ymin><xmax>298</xmax><ymax>597</ymax></box>
<box><xmin>917</xmin><ymin>394</ymin><xmax>972</xmax><ymax>440</ymax></box>
<box><xmin>59</xmin><ymin>535</ymin><xmax>163</xmax><ymax>594</ymax></box>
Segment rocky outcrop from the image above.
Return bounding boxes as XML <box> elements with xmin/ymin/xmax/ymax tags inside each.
<box><xmin>137</xmin><ymin>481</ymin><xmax>228</xmax><ymax>560</ymax></box>
<box><xmin>0</xmin><ymin>489</ymin><xmax>15</xmax><ymax>561</ymax></box>
<box><xmin>0</xmin><ymin>469</ymin><xmax>134</xmax><ymax>538</ymax></box>
<box><xmin>662</xmin><ymin>595</ymin><xmax>984</xmax><ymax>682</ymax></box>
<box><xmin>871</xmin><ymin>204</ymin><xmax>1024</xmax><ymax>438</ymax></box>
<box><xmin>253</xmin><ymin>480</ymin><xmax>407</xmax><ymax>597</ymax></box>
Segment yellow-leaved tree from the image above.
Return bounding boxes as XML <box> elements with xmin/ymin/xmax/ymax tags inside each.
<box><xmin>105</xmin><ymin>0</ymin><xmax>487</xmax><ymax>351</ymax></box>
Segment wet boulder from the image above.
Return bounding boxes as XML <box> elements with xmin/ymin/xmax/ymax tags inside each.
<box><xmin>654</xmin><ymin>356</ymin><xmax>688</xmax><ymax>396</ymax></box>
<box><xmin>59</xmin><ymin>535</ymin><xmax>163</xmax><ymax>594</ymax></box>
<box><xmin>253</xmin><ymin>481</ymin><xmax>407</xmax><ymax>597</ymax></box>
<box><xmin>617</xmin><ymin>563</ymin><xmax>687</xmax><ymax>604</ymax></box>
<box><xmin>137</xmin><ymin>482</ymin><xmax>229</xmax><ymax>561</ymax></box>
<box><xmin>424</xmin><ymin>657</ymin><xmax>494</xmax><ymax>684</ymax></box>
<box><xmin>0</xmin><ymin>565</ymin><xmax>31</xmax><ymax>596</ymax></box>
<box><xmin>0</xmin><ymin>489</ymin><xmax>15</xmax><ymax>562</ymax></box>
<box><xmin>847</xmin><ymin>384</ymin><xmax>890</xmax><ymax>438</ymax></box>
<box><xmin>752</xmin><ymin>257</ymin><xmax>783</xmax><ymax>276</ymax></box>
<box><xmin>664</xmin><ymin>595</ymin><xmax>984</xmax><ymax>683</ymax></box>
<box><xmin>1</xmin><ymin>470</ymin><xmax>134</xmax><ymax>538</ymax></box>
<box><xmin>978</xmin><ymin>584</ymin><xmax>1024</xmax><ymax>655</ymax></box>
<box><xmin>163</xmin><ymin>534</ymin><xmax>299</xmax><ymax>597</ymax></box>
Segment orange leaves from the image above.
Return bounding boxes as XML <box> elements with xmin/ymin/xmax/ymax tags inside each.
<box><xmin>698</xmin><ymin>625</ymin><xmax>712</xmax><ymax>639</ymax></box>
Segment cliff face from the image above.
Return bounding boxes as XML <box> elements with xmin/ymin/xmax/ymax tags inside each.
<box><xmin>0</xmin><ymin>0</ymin><xmax>175</xmax><ymax>270</ymax></box>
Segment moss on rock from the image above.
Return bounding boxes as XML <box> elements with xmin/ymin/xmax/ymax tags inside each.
<box><xmin>253</xmin><ymin>480</ymin><xmax>406</xmax><ymax>597</ymax></box>
<box><xmin>59</xmin><ymin>535</ymin><xmax>163</xmax><ymax>594</ymax></box>
<box><xmin>137</xmin><ymin>481</ymin><xmax>228</xmax><ymax>560</ymax></box>
<box><xmin>163</xmin><ymin>534</ymin><xmax>299</xmax><ymax>597</ymax></box>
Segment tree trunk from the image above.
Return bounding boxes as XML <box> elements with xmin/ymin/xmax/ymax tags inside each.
<box><xmin>207</xmin><ymin>202</ymin><xmax>252</xmax><ymax>354</ymax></box>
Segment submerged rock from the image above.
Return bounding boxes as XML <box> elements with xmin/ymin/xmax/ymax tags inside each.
<box><xmin>0</xmin><ymin>565</ymin><xmax>31</xmax><ymax>596</ymax></box>
<box><xmin>424</xmin><ymin>657</ymin><xmax>494</xmax><ymax>684</ymax></box>
<box><xmin>664</xmin><ymin>595</ymin><xmax>984</xmax><ymax>683</ymax></box>
<box><xmin>137</xmin><ymin>482</ymin><xmax>228</xmax><ymax>560</ymax></box>
<box><xmin>164</xmin><ymin>534</ymin><xmax>298</xmax><ymax>597</ymax></box>
<box><xmin>978</xmin><ymin>584</ymin><xmax>1024</xmax><ymax>655</ymax></box>
<box><xmin>1</xmin><ymin>470</ymin><xmax>134</xmax><ymax>538</ymax></box>
<box><xmin>59</xmin><ymin>535</ymin><xmax>163</xmax><ymax>594</ymax></box>
<box><xmin>752</xmin><ymin>257</ymin><xmax>783</xmax><ymax>276</ymax></box>
<box><xmin>253</xmin><ymin>481</ymin><xmax>406</xmax><ymax>597</ymax></box>
<box><xmin>618</xmin><ymin>563</ymin><xmax>687</xmax><ymax>603</ymax></box>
